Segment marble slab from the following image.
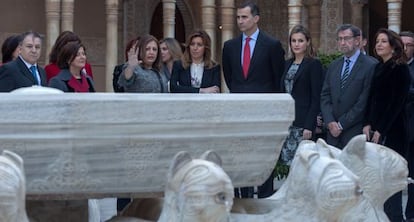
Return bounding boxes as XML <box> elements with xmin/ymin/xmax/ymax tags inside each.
<box><xmin>0</xmin><ymin>93</ymin><xmax>293</xmax><ymax>199</ymax></box>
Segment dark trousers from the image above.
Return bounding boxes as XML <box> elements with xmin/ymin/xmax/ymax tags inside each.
<box><xmin>257</xmin><ymin>173</ymin><xmax>275</xmax><ymax>198</ymax></box>
<box><xmin>384</xmin><ymin>191</ymin><xmax>404</xmax><ymax>222</ymax></box>
<box><xmin>405</xmin><ymin>141</ymin><xmax>414</xmax><ymax>219</ymax></box>
<box><xmin>234</xmin><ymin>174</ymin><xmax>275</xmax><ymax>198</ymax></box>
<box><xmin>117</xmin><ymin>198</ymin><xmax>131</xmax><ymax>212</ymax></box>
<box><xmin>234</xmin><ymin>187</ymin><xmax>254</xmax><ymax>198</ymax></box>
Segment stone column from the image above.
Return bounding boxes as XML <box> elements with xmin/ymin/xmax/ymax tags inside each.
<box><xmin>288</xmin><ymin>0</ymin><xmax>303</xmax><ymax>31</ymax></box>
<box><xmin>351</xmin><ymin>0</ymin><xmax>368</xmax><ymax>29</ymax></box>
<box><xmin>387</xmin><ymin>0</ymin><xmax>403</xmax><ymax>33</ymax></box>
<box><xmin>61</xmin><ymin>0</ymin><xmax>74</xmax><ymax>31</ymax></box>
<box><xmin>162</xmin><ymin>0</ymin><xmax>176</xmax><ymax>38</ymax></box>
<box><xmin>220</xmin><ymin>0</ymin><xmax>234</xmax><ymax>93</ymax></box>
<box><xmin>105</xmin><ymin>0</ymin><xmax>119</xmax><ymax>92</ymax></box>
<box><xmin>201</xmin><ymin>0</ymin><xmax>216</xmax><ymax>60</ymax></box>
<box><xmin>45</xmin><ymin>0</ymin><xmax>61</xmax><ymax>64</ymax></box>
<box><xmin>305</xmin><ymin>0</ymin><xmax>322</xmax><ymax>51</ymax></box>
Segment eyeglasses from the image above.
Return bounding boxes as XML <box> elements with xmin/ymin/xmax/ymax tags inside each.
<box><xmin>405</xmin><ymin>43</ymin><xmax>414</xmax><ymax>48</ymax></box>
<box><xmin>336</xmin><ymin>36</ymin><xmax>354</xmax><ymax>42</ymax></box>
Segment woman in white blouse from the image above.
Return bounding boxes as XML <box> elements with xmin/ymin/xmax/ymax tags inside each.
<box><xmin>169</xmin><ymin>30</ymin><xmax>221</xmax><ymax>93</ymax></box>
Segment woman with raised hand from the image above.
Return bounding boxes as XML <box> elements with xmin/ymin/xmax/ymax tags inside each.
<box><xmin>118</xmin><ymin>34</ymin><xmax>168</xmax><ymax>93</ymax></box>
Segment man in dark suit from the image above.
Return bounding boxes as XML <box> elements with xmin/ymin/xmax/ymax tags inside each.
<box><xmin>320</xmin><ymin>24</ymin><xmax>376</xmax><ymax>149</ymax></box>
<box><xmin>222</xmin><ymin>1</ymin><xmax>285</xmax><ymax>198</ymax></box>
<box><xmin>400</xmin><ymin>30</ymin><xmax>414</xmax><ymax>222</ymax></box>
<box><xmin>0</xmin><ymin>31</ymin><xmax>47</xmax><ymax>92</ymax></box>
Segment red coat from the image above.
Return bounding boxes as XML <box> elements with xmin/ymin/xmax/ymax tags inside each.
<box><xmin>45</xmin><ymin>62</ymin><xmax>93</xmax><ymax>83</ymax></box>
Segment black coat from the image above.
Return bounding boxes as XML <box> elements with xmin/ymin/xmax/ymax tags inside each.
<box><xmin>281</xmin><ymin>58</ymin><xmax>324</xmax><ymax>131</ymax></box>
<box><xmin>222</xmin><ymin>31</ymin><xmax>285</xmax><ymax>93</ymax></box>
<box><xmin>0</xmin><ymin>56</ymin><xmax>47</xmax><ymax>92</ymax></box>
<box><xmin>364</xmin><ymin>60</ymin><xmax>411</xmax><ymax>156</ymax></box>
<box><xmin>170</xmin><ymin>60</ymin><xmax>221</xmax><ymax>93</ymax></box>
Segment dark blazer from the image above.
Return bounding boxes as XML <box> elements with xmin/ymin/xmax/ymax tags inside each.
<box><xmin>364</xmin><ymin>60</ymin><xmax>411</xmax><ymax>156</ymax></box>
<box><xmin>0</xmin><ymin>56</ymin><xmax>47</xmax><ymax>92</ymax></box>
<box><xmin>320</xmin><ymin>53</ymin><xmax>377</xmax><ymax>148</ymax></box>
<box><xmin>170</xmin><ymin>60</ymin><xmax>221</xmax><ymax>93</ymax></box>
<box><xmin>282</xmin><ymin>58</ymin><xmax>324</xmax><ymax>131</ymax></box>
<box><xmin>112</xmin><ymin>63</ymin><xmax>125</xmax><ymax>92</ymax></box>
<box><xmin>48</xmin><ymin>69</ymin><xmax>95</xmax><ymax>92</ymax></box>
<box><xmin>222</xmin><ymin>31</ymin><xmax>285</xmax><ymax>93</ymax></box>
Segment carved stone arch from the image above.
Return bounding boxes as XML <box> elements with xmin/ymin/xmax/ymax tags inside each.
<box><xmin>177</xmin><ymin>0</ymin><xmax>196</xmax><ymax>39</ymax></box>
<box><xmin>148</xmin><ymin>0</ymin><xmax>195</xmax><ymax>44</ymax></box>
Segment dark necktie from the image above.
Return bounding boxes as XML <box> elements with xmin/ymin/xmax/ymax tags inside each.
<box><xmin>243</xmin><ymin>37</ymin><xmax>251</xmax><ymax>79</ymax></box>
<box><xmin>30</xmin><ymin>65</ymin><xmax>39</xmax><ymax>85</ymax></box>
<box><xmin>341</xmin><ymin>59</ymin><xmax>351</xmax><ymax>89</ymax></box>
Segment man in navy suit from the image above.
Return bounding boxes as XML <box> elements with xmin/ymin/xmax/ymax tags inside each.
<box><xmin>0</xmin><ymin>31</ymin><xmax>47</xmax><ymax>92</ymax></box>
<box><xmin>320</xmin><ymin>24</ymin><xmax>376</xmax><ymax>149</ymax></box>
<box><xmin>222</xmin><ymin>1</ymin><xmax>285</xmax><ymax>198</ymax></box>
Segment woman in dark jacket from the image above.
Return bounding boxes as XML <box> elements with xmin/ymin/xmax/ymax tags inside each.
<box><xmin>279</xmin><ymin>24</ymin><xmax>324</xmax><ymax>165</ymax></box>
<box><xmin>49</xmin><ymin>42</ymin><xmax>95</xmax><ymax>92</ymax></box>
<box><xmin>363</xmin><ymin>28</ymin><xmax>411</xmax><ymax>222</ymax></box>
<box><xmin>170</xmin><ymin>30</ymin><xmax>220</xmax><ymax>93</ymax></box>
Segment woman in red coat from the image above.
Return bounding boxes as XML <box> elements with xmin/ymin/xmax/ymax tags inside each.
<box><xmin>45</xmin><ymin>31</ymin><xmax>93</xmax><ymax>83</ymax></box>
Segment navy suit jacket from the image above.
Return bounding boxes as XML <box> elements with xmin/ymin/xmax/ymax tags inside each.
<box><xmin>281</xmin><ymin>58</ymin><xmax>324</xmax><ymax>131</ymax></box>
<box><xmin>170</xmin><ymin>60</ymin><xmax>221</xmax><ymax>93</ymax></box>
<box><xmin>222</xmin><ymin>31</ymin><xmax>285</xmax><ymax>93</ymax></box>
<box><xmin>0</xmin><ymin>56</ymin><xmax>47</xmax><ymax>92</ymax></box>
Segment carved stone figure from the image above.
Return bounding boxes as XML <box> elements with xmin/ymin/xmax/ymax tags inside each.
<box><xmin>337</xmin><ymin>135</ymin><xmax>408</xmax><ymax>222</ymax></box>
<box><xmin>157</xmin><ymin>150</ymin><xmax>234</xmax><ymax>222</ymax></box>
<box><xmin>288</xmin><ymin>135</ymin><xmax>408</xmax><ymax>222</ymax></box>
<box><xmin>0</xmin><ymin>150</ymin><xmax>29</xmax><ymax>222</ymax></box>
<box><xmin>231</xmin><ymin>147</ymin><xmax>362</xmax><ymax>222</ymax></box>
<box><xmin>107</xmin><ymin>135</ymin><xmax>410</xmax><ymax>222</ymax></box>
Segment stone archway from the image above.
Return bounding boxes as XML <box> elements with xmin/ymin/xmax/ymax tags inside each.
<box><xmin>149</xmin><ymin>0</ymin><xmax>195</xmax><ymax>45</ymax></box>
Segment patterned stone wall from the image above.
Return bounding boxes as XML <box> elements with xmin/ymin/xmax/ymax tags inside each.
<box><xmin>320</xmin><ymin>0</ymin><xmax>344</xmax><ymax>54</ymax></box>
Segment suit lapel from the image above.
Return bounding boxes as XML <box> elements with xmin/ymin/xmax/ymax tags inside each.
<box><xmin>185</xmin><ymin>67</ymin><xmax>192</xmax><ymax>86</ymax></box>
<box><xmin>293</xmin><ymin>58</ymin><xmax>308</xmax><ymax>83</ymax></box>
<box><xmin>235</xmin><ymin>36</ymin><xmax>243</xmax><ymax>79</ymax></box>
<box><xmin>247</xmin><ymin>33</ymin><xmax>264</xmax><ymax>78</ymax></box>
<box><xmin>16</xmin><ymin>57</ymin><xmax>37</xmax><ymax>84</ymax></box>
<box><xmin>334</xmin><ymin>59</ymin><xmax>344</xmax><ymax>95</ymax></box>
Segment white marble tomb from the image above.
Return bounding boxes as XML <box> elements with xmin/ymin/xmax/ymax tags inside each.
<box><xmin>0</xmin><ymin>92</ymin><xmax>294</xmax><ymax>199</ymax></box>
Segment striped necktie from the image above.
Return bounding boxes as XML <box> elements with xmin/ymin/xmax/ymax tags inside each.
<box><xmin>341</xmin><ymin>59</ymin><xmax>351</xmax><ymax>89</ymax></box>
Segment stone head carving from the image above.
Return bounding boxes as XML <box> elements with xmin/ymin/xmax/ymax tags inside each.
<box><xmin>0</xmin><ymin>150</ymin><xmax>29</xmax><ymax>222</ymax></box>
<box><xmin>314</xmin><ymin>135</ymin><xmax>408</xmax><ymax>221</ymax></box>
<box><xmin>158</xmin><ymin>150</ymin><xmax>234</xmax><ymax>222</ymax></box>
<box><xmin>338</xmin><ymin>135</ymin><xmax>408</xmax><ymax>201</ymax></box>
<box><xmin>269</xmin><ymin>145</ymin><xmax>361</xmax><ymax>222</ymax></box>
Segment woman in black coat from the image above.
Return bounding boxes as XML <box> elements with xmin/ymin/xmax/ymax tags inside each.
<box><xmin>279</xmin><ymin>25</ymin><xmax>324</xmax><ymax>165</ymax></box>
<box><xmin>363</xmin><ymin>28</ymin><xmax>411</xmax><ymax>222</ymax></box>
<box><xmin>170</xmin><ymin>30</ymin><xmax>220</xmax><ymax>93</ymax></box>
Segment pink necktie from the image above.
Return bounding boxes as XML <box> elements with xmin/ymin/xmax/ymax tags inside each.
<box><xmin>243</xmin><ymin>37</ymin><xmax>251</xmax><ymax>78</ymax></box>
